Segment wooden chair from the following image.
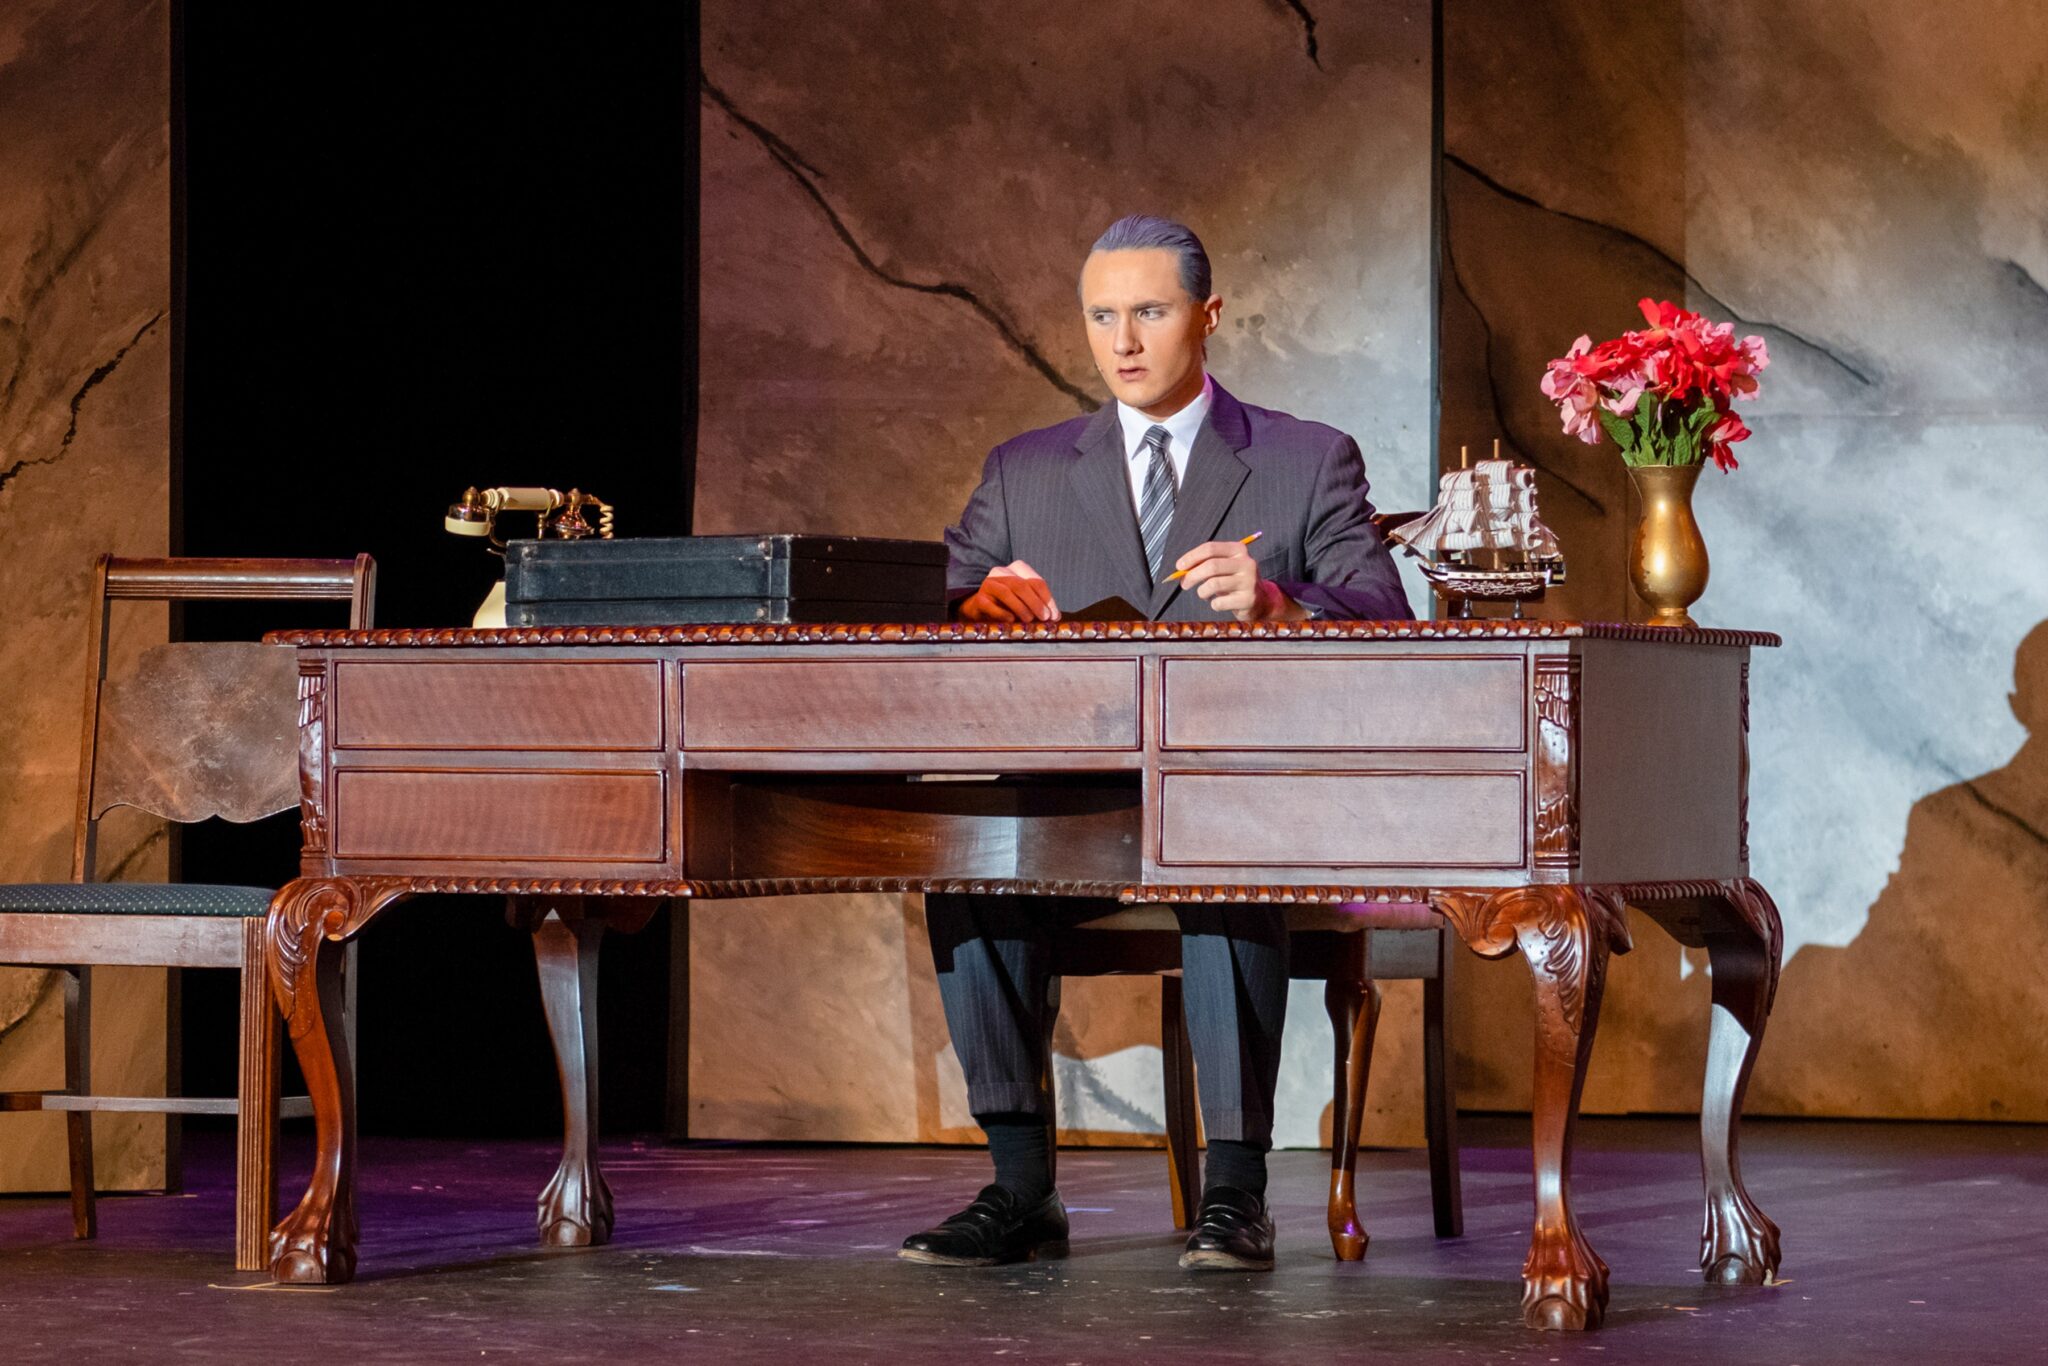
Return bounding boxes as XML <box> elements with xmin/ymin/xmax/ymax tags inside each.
<box><xmin>0</xmin><ymin>554</ymin><xmax>373</xmax><ymax>1270</ymax></box>
<box><xmin>1051</xmin><ymin>899</ymin><xmax>1461</xmax><ymax>1259</ymax></box>
<box><xmin>1051</xmin><ymin>510</ymin><xmax>1462</xmax><ymax>1260</ymax></box>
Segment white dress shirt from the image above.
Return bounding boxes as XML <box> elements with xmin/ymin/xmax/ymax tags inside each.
<box><xmin>1115</xmin><ymin>372</ymin><xmax>1213</xmax><ymax>514</ymax></box>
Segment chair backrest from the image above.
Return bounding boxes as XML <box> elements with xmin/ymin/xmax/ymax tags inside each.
<box><xmin>71</xmin><ymin>556</ymin><xmax>376</xmax><ymax>882</ymax></box>
<box><xmin>1371</xmin><ymin>511</ymin><xmax>1424</xmax><ymax>544</ymax></box>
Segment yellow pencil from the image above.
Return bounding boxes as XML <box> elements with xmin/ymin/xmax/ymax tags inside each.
<box><xmin>1164</xmin><ymin>530</ymin><xmax>1264</xmax><ymax>581</ymax></box>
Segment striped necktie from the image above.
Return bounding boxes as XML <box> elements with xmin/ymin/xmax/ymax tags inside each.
<box><xmin>1137</xmin><ymin>424</ymin><xmax>1177</xmax><ymax>583</ymax></box>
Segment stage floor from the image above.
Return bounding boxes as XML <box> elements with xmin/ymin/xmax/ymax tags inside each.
<box><xmin>0</xmin><ymin>1117</ymin><xmax>2040</xmax><ymax>1363</ymax></box>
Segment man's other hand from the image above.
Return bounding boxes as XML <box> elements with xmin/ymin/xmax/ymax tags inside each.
<box><xmin>959</xmin><ymin>561</ymin><xmax>1061</xmax><ymax>623</ymax></box>
<box><xmin>1174</xmin><ymin>542</ymin><xmax>1307</xmax><ymax>623</ymax></box>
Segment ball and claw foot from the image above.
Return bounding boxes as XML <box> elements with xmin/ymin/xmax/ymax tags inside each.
<box><xmin>268</xmin><ymin>1210</ymin><xmax>355</xmax><ymax>1285</ymax></box>
<box><xmin>1702</xmin><ymin>1194</ymin><xmax>1781</xmax><ymax>1286</ymax></box>
<box><xmin>538</xmin><ymin>1164</ymin><xmax>615</xmax><ymax>1248</ymax></box>
<box><xmin>1521</xmin><ymin>1224</ymin><xmax>1609</xmax><ymax>1331</ymax></box>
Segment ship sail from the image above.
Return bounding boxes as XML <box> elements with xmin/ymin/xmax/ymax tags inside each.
<box><xmin>1388</xmin><ymin>460</ymin><xmax>1564</xmax><ymax>562</ymax></box>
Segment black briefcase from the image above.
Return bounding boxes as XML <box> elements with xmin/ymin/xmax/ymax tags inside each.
<box><xmin>502</xmin><ymin>534</ymin><xmax>950</xmax><ymax>626</ymax></box>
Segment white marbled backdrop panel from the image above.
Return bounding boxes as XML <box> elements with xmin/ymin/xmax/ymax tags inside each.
<box><xmin>692</xmin><ymin>0</ymin><xmax>1435</xmax><ymax>1149</ymax></box>
<box><xmin>1443</xmin><ymin>0</ymin><xmax>2048</xmax><ymax>1119</ymax></box>
<box><xmin>1687</xmin><ymin>1</ymin><xmax>2048</xmax><ymax>1118</ymax></box>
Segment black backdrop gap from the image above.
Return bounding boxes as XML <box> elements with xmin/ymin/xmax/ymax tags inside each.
<box><xmin>174</xmin><ymin>6</ymin><xmax>699</xmax><ymax>1137</ymax></box>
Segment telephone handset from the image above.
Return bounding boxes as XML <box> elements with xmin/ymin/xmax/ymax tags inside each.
<box><xmin>445</xmin><ymin>485</ymin><xmax>615</xmax><ymax>544</ymax></box>
<box><xmin>444</xmin><ymin>485</ymin><xmax>615</xmax><ymax>626</ymax></box>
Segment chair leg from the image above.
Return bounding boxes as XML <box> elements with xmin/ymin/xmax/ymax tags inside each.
<box><xmin>1039</xmin><ymin>975</ymin><xmax>1061</xmax><ymax>1191</ymax></box>
<box><xmin>341</xmin><ymin>939</ymin><xmax>360</xmax><ymax>1091</ymax></box>
<box><xmin>1423</xmin><ymin>927</ymin><xmax>1464</xmax><ymax>1238</ymax></box>
<box><xmin>164</xmin><ymin>965</ymin><xmax>184</xmax><ymax>1197</ymax></box>
<box><xmin>236</xmin><ymin>918</ymin><xmax>282</xmax><ymax>1272</ymax></box>
<box><xmin>1325</xmin><ymin>964</ymin><xmax>1379</xmax><ymax>1262</ymax></box>
<box><xmin>664</xmin><ymin>900</ymin><xmax>691</xmax><ymax>1143</ymax></box>
<box><xmin>1160</xmin><ymin>976</ymin><xmax>1200</xmax><ymax>1229</ymax></box>
<box><xmin>62</xmin><ymin>966</ymin><xmax>96</xmax><ymax>1240</ymax></box>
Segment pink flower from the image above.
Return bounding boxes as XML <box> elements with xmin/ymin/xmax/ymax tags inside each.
<box><xmin>1740</xmin><ymin>334</ymin><xmax>1769</xmax><ymax>369</ymax></box>
<box><xmin>1541</xmin><ymin>337</ymin><xmax>1604</xmax><ymax>443</ymax></box>
<box><xmin>1602</xmin><ymin>357</ymin><xmax>1654</xmax><ymax>416</ymax></box>
<box><xmin>1541</xmin><ymin>335</ymin><xmax>1592</xmax><ymax>396</ymax></box>
<box><xmin>1556</xmin><ymin>389</ymin><xmax>1602</xmax><ymax>443</ymax></box>
<box><xmin>1603</xmin><ymin>386</ymin><xmax>1644</xmax><ymax>415</ymax></box>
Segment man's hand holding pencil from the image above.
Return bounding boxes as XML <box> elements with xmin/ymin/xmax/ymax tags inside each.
<box><xmin>1172</xmin><ymin>531</ymin><xmax>1308</xmax><ymax>624</ymax></box>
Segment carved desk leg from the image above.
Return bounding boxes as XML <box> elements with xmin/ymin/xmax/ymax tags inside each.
<box><xmin>1699</xmin><ymin>879</ymin><xmax>1783</xmax><ymax>1285</ymax></box>
<box><xmin>520</xmin><ymin>898</ymin><xmax>614</xmax><ymax>1248</ymax></box>
<box><xmin>1436</xmin><ymin>886</ymin><xmax>1631</xmax><ymax>1331</ymax></box>
<box><xmin>266</xmin><ymin>877</ymin><xmax>408</xmax><ymax>1285</ymax></box>
<box><xmin>1324</xmin><ymin>964</ymin><xmax>1380</xmax><ymax>1262</ymax></box>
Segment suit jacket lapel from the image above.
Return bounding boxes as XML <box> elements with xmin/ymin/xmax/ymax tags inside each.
<box><xmin>1148</xmin><ymin>383</ymin><xmax>1252</xmax><ymax>618</ymax></box>
<box><xmin>1067</xmin><ymin>402</ymin><xmax>1154</xmax><ymax>610</ymax></box>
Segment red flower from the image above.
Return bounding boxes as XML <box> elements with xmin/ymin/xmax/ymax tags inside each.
<box><xmin>1630</xmin><ymin>298</ymin><xmax>1768</xmax><ymax>404</ymax></box>
<box><xmin>1705</xmin><ymin>409</ymin><xmax>1750</xmax><ymax>471</ymax></box>
<box><xmin>1638</xmin><ymin>298</ymin><xmax>1688</xmax><ymax>331</ymax></box>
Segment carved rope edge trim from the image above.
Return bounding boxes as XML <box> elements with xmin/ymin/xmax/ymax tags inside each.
<box><xmin>267</xmin><ymin>620</ymin><xmax>1783</xmax><ymax>650</ymax></box>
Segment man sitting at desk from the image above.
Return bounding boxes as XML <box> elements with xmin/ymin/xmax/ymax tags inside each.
<box><xmin>901</xmin><ymin>215</ymin><xmax>1410</xmax><ymax>1272</ymax></box>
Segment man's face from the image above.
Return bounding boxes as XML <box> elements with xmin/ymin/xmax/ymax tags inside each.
<box><xmin>1080</xmin><ymin>247</ymin><xmax>1221</xmax><ymax>417</ymax></box>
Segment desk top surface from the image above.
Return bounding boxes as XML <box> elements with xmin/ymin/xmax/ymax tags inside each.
<box><xmin>271</xmin><ymin>619</ymin><xmax>1782</xmax><ymax>650</ymax></box>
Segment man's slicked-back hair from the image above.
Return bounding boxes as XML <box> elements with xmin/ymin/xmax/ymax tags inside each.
<box><xmin>1085</xmin><ymin>214</ymin><xmax>1213</xmax><ymax>303</ymax></box>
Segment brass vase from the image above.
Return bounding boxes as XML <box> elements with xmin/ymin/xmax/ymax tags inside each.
<box><xmin>1626</xmin><ymin>462</ymin><xmax>1709</xmax><ymax>628</ymax></box>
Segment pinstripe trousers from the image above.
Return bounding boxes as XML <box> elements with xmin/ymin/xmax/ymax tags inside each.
<box><xmin>924</xmin><ymin>893</ymin><xmax>1289</xmax><ymax>1145</ymax></box>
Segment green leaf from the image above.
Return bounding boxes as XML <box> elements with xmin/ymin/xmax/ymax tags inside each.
<box><xmin>1653</xmin><ymin>401</ymin><xmax>1712</xmax><ymax>467</ymax></box>
<box><xmin>1595</xmin><ymin>407</ymin><xmax>1636</xmax><ymax>450</ymax></box>
<box><xmin>1634</xmin><ymin>400</ymin><xmax>1664</xmax><ymax>463</ymax></box>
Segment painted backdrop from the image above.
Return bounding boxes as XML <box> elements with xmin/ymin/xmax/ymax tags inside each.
<box><xmin>0</xmin><ymin>0</ymin><xmax>174</xmax><ymax>1190</ymax></box>
<box><xmin>1439</xmin><ymin>0</ymin><xmax>2048</xmax><ymax>1121</ymax></box>
<box><xmin>693</xmin><ymin>0</ymin><xmax>2048</xmax><ymax>1146</ymax></box>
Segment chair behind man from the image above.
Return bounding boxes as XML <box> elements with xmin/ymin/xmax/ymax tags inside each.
<box><xmin>1050</xmin><ymin>897</ymin><xmax>1461</xmax><ymax>1260</ymax></box>
<box><xmin>0</xmin><ymin>554</ymin><xmax>373</xmax><ymax>1270</ymax></box>
<box><xmin>1049</xmin><ymin>508</ymin><xmax>1461</xmax><ymax>1259</ymax></box>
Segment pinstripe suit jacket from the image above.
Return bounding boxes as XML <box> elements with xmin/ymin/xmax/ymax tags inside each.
<box><xmin>944</xmin><ymin>382</ymin><xmax>1412</xmax><ymax>622</ymax></box>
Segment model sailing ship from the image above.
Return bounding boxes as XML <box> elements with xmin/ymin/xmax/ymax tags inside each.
<box><xmin>1386</xmin><ymin>442</ymin><xmax>1567</xmax><ymax>618</ymax></box>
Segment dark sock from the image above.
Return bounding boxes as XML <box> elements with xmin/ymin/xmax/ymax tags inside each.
<box><xmin>1204</xmin><ymin>1138</ymin><xmax>1270</xmax><ymax>1200</ymax></box>
<box><xmin>980</xmin><ymin>1113</ymin><xmax>1053</xmax><ymax>1203</ymax></box>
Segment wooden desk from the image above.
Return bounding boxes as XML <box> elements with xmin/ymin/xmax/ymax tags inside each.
<box><xmin>261</xmin><ymin>618</ymin><xmax>1784</xmax><ymax>1331</ymax></box>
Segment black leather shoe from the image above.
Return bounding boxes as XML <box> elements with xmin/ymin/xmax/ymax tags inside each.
<box><xmin>1179</xmin><ymin>1186</ymin><xmax>1275</xmax><ymax>1271</ymax></box>
<box><xmin>899</xmin><ymin>1185</ymin><xmax>1070</xmax><ymax>1266</ymax></box>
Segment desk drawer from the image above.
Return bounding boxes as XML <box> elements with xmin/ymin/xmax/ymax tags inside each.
<box><xmin>331</xmin><ymin>769</ymin><xmax>666</xmax><ymax>862</ymax></box>
<box><xmin>682</xmin><ymin>659</ymin><xmax>1140</xmax><ymax>751</ymax></box>
<box><xmin>1161</xmin><ymin>656</ymin><xmax>1525</xmax><ymax>751</ymax></box>
<box><xmin>332</xmin><ymin>661</ymin><xmax>663</xmax><ymax>751</ymax></box>
<box><xmin>1157</xmin><ymin>770</ymin><xmax>1525</xmax><ymax>868</ymax></box>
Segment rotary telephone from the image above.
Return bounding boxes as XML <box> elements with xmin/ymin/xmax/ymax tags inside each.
<box><xmin>443</xmin><ymin>485</ymin><xmax>615</xmax><ymax>627</ymax></box>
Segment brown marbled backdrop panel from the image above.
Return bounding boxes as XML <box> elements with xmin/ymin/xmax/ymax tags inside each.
<box><xmin>1443</xmin><ymin>0</ymin><xmax>2048</xmax><ymax>1120</ymax></box>
<box><xmin>0</xmin><ymin>0</ymin><xmax>173</xmax><ymax>1189</ymax></box>
<box><xmin>692</xmin><ymin>0</ymin><xmax>1436</xmax><ymax>1149</ymax></box>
